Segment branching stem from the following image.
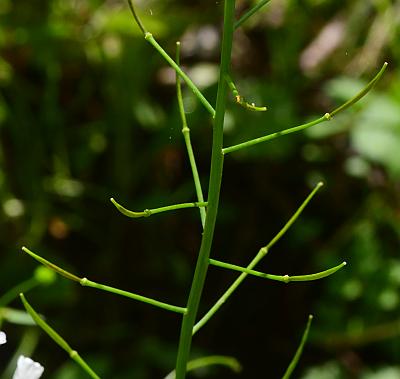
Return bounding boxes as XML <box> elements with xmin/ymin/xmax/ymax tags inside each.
<box><xmin>235</xmin><ymin>0</ymin><xmax>272</xmax><ymax>29</ymax></box>
<box><xmin>145</xmin><ymin>33</ymin><xmax>215</xmax><ymax>117</ymax></box>
<box><xmin>223</xmin><ymin>62</ymin><xmax>388</xmax><ymax>155</ymax></box>
<box><xmin>125</xmin><ymin>0</ymin><xmax>215</xmax><ymax>116</ymax></box>
<box><xmin>174</xmin><ymin>1</ymin><xmax>236</xmax><ymax>377</ymax></box>
<box><xmin>22</xmin><ymin>247</ymin><xmax>186</xmax><ymax>314</ymax></box>
<box><xmin>193</xmin><ymin>182</ymin><xmax>323</xmax><ymax>334</ymax></box>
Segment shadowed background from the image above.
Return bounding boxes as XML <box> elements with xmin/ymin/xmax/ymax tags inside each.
<box><xmin>1</xmin><ymin>0</ymin><xmax>400</xmax><ymax>378</ymax></box>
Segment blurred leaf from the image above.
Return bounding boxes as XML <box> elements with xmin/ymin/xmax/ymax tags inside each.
<box><xmin>0</xmin><ymin>307</ymin><xmax>35</xmax><ymax>325</ymax></box>
<box><xmin>362</xmin><ymin>367</ymin><xmax>400</xmax><ymax>379</ymax></box>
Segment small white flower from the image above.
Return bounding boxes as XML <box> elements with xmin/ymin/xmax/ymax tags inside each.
<box><xmin>0</xmin><ymin>331</ymin><xmax>6</xmax><ymax>345</ymax></box>
<box><xmin>12</xmin><ymin>355</ymin><xmax>44</xmax><ymax>379</ymax></box>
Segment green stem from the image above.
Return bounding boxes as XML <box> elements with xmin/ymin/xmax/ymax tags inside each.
<box><xmin>80</xmin><ymin>278</ymin><xmax>187</xmax><ymax>314</ymax></box>
<box><xmin>110</xmin><ymin>198</ymin><xmax>207</xmax><ymax>219</ymax></box>
<box><xmin>174</xmin><ymin>2</ymin><xmax>235</xmax><ymax>378</ymax></box>
<box><xmin>0</xmin><ymin>278</ymin><xmax>39</xmax><ymax>308</ymax></box>
<box><xmin>223</xmin><ymin>62</ymin><xmax>388</xmax><ymax>155</ymax></box>
<box><xmin>126</xmin><ymin>0</ymin><xmax>215</xmax><ymax>117</ymax></box>
<box><xmin>126</xmin><ymin>0</ymin><xmax>147</xmax><ymax>34</ymax></box>
<box><xmin>234</xmin><ymin>0</ymin><xmax>272</xmax><ymax>29</ymax></box>
<box><xmin>176</xmin><ymin>41</ymin><xmax>207</xmax><ymax>228</ymax></box>
<box><xmin>165</xmin><ymin>355</ymin><xmax>241</xmax><ymax>379</ymax></box>
<box><xmin>193</xmin><ymin>182</ymin><xmax>323</xmax><ymax>334</ymax></box>
<box><xmin>209</xmin><ymin>259</ymin><xmax>347</xmax><ymax>282</ymax></box>
<box><xmin>22</xmin><ymin>247</ymin><xmax>186</xmax><ymax>314</ymax></box>
<box><xmin>22</xmin><ymin>246</ymin><xmax>81</xmax><ymax>282</ymax></box>
<box><xmin>330</xmin><ymin>62</ymin><xmax>387</xmax><ymax>117</ymax></box>
<box><xmin>223</xmin><ymin>114</ymin><xmax>329</xmax><ymax>154</ymax></box>
<box><xmin>282</xmin><ymin>315</ymin><xmax>313</xmax><ymax>379</ymax></box>
<box><xmin>145</xmin><ymin>33</ymin><xmax>215</xmax><ymax>117</ymax></box>
<box><xmin>20</xmin><ymin>294</ymin><xmax>101</xmax><ymax>379</ymax></box>
<box><xmin>186</xmin><ymin>355</ymin><xmax>241</xmax><ymax>373</ymax></box>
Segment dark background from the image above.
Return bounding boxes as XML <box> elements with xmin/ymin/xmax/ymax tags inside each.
<box><xmin>1</xmin><ymin>0</ymin><xmax>400</xmax><ymax>378</ymax></box>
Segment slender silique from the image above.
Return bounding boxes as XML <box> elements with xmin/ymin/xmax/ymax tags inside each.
<box><xmin>20</xmin><ymin>294</ymin><xmax>100</xmax><ymax>379</ymax></box>
<box><xmin>176</xmin><ymin>42</ymin><xmax>207</xmax><ymax>228</ymax></box>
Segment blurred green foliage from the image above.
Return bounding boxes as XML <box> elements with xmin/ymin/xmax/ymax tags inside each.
<box><xmin>1</xmin><ymin>0</ymin><xmax>400</xmax><ymax>378</ymax></box>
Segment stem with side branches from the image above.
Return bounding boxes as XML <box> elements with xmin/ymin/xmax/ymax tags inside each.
<box><xmin>174</xmin><ymin>1</ymin><xmax>236</xmax><ymax>377</ymax></box>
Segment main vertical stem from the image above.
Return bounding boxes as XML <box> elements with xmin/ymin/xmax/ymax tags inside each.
<box><xmin>174</xmin><ymin>1</ymin><xmax>235</xmax><ymax>378</ymax></box>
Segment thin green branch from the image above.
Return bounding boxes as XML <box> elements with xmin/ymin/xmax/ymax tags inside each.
<box><xmin>209</xmin><ymin>259</ymin><xmax>347</xmax><ymax>282</ymax></box>
<box><xmin>193</xmin><ymin>182</ymin><xmax>323</xmax><ymax>334</ymax></box>
<box><xmin>330</xmin><ymin>62</ymin><xmax>388</xmax><ymax>116</ymax></box>
<box><xmin>0</xmin><ymin>278</ymin><xmax>38</xmax><ymax>308</ymax></box>
<box><xmin>145</xmin><ymin>33</ymin><xmax>215</xmax><ymax>117</ymax></box>
<box><xmin>22</xmin><ymin>247</ymin><xmax>187</xmax><ymax>315</ymax></box>
<box><xmin>282</xmin><ymin>315</ymin><xmax>314</xmax><ymax>379</ymax></box>
<box><xmin>223</xmin><ymin>62</ymin><xmax>388</xmax><ymax>155</ymax></box>
<box><xmin>267</xmin><ymin>182</ymin><xmax>323</xmax><ymax>249</ymax></box>
<box><xmin>0</xmin><ymin>267</ymin><xmax>55</xmax><ymax>308</ymax></box>
<box><xmin>226</xmin><ymin>74</ymin><xmax>267</xmax><ymax>112</ymax></box>
<box><xmin>110</xmin><ymin>198</ymin><xmax>207</xmax><ymax>219</ymax></box>
<box><xmin>165</xmin><ymin>355</ymin><xmax>241</xmax><ymax>379</ymax></box>
<box><xmin>80</xmin><ymin>278</ymin><xmax>187</xmax><ymax>314</ymax></box>
<box><xmin>22</xmin><ymin>246</ymin><xmax>81</xmax><ymax>282</ymax></box>
<box><xmin>126</xmin><ymin>0</ymin><xmax>147</xmax><ymax>34</ymax></box>
<box><xmin>223</xmin><ymin>115</ymin><xmax>329</xmax><ymax>154</ymax></box>
<box><xmin>176</xmin><ymin>41</ymin><xmax>206</xmax><ymax>228</ymax></box>
<box><xmin>125</xmin><ymin>0</ymin><xmax>215</xmax><ymax>117</ymax></box>
<box><xmin>20</xmin><ymin>294</ymin><xmax>101</xmax><ymax>379</ymax></box>
<box><xmin>174</xmin><ymin>1</ymin><xmax>236</xmax><ymax>377</ymax></box>
<box><xmin>234</xmin><ymin>0</ymin><xmax>272</xmax><ymax>29</ymax></box>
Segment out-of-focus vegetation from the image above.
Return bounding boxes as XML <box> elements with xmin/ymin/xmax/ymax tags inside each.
<box><xmin>0</xmin><ymin>0</ymin><xmax>399</xmax><ymax>378</ymax></box>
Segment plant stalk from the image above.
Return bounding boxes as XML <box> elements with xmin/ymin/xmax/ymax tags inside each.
<box><xmin>176</xmin><ymin>41</ymin><xmax>207</xmax><ymax>228</ymax></box>
<box><xmin>174</xmin><ymin>1</ymin><xmax>235</xmax><ymax>378</ymax></box>
<box><xmin>193</xmin><ymin>182</ymin><xmax>323</xmax><ymax>334</ymax></box>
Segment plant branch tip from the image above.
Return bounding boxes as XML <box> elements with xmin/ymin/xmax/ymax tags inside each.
<box><xmin>223</xmin><ymin>62</ymin><xmax>387</xmax><ymax>155</ymax></box>
<box><xmin>209</xmin><ymin>258</ymin><xmax>346</xmax><ymax>283</ymax></box>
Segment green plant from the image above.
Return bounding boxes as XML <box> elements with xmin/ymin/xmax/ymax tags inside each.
<box><xmin>6</xmin><ymin>0</ymin><xmax>387</xmax><ymax>378</ymax></box>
